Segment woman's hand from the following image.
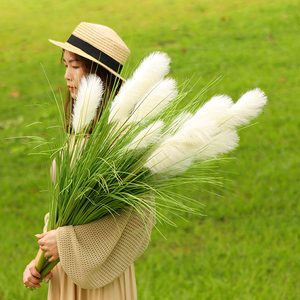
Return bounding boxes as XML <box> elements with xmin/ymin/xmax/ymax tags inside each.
<box><xmin>36</xmin><ymin>230</ymin><xmax>59</xmax><ymax>262</ymax></box>
<box><xmin>23</xmin><ymin>259</ymin><xmax>53</xmax><ymax>289</ymax></box>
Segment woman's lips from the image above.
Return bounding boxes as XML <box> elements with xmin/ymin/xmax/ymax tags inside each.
<box><xmin>68</xmin><ymin>86</ymin><xmax>75</xmax><ymax>92</ymax></box>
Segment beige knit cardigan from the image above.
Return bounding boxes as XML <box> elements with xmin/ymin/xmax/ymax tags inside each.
<box><xmin>44</xmin><ymin>204</ymin><xmax>155</xmax><ymax>289</ymax></box>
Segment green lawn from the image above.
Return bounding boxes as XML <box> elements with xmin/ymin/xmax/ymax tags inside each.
<box><xmin>0</xmin><ymin>0</ymin><xmax>299</xmax><ymax>299</ymax></box>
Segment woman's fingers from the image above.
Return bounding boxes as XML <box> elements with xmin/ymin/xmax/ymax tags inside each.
<box><xmin>35</xmin><ymin>232</ymin><xmax>47</xmax><ymax>240</ymax></box>
<box><xmin>43</xmin><ymin>248</ymin><xmax>59</xmax><ymax>261</ymax></box>
<box><xmin>37</xmin><ymin>236</ymin><xmax>46</xmax><ymax>247</ymax></box>
<box><xmin>37</xmin><ymin>230</ymin><xmax>57</xmax><ymax>247</ymax></box>
<box><xmin>38</xmin><ymin>230</ymin><xmax>59</xmax><ymax>261</ymax></box>
<box><xmin>24</xmin><ymin>275</ymin><xmax>42</xmax><ymax>289</ymax></box>
<box><xmin>29</xmin><ymin>264</ymin><xmax>41</xmax><ymax>279</ymax></box>
<box><xmin>48</xmin><ymin>252</ymin><xmax>59</xmax><ymax>261</ymax></box>
<box><xmin>44</xmin><ymin>270</ymin><xmax>53</xmax><ymax>283</ymax></box>
<box><xmin>23</xmin><ymin>261</ymin><xmax>42</xmax><ymax>289</ymax></box>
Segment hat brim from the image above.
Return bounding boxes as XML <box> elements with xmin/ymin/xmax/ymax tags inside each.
<box><xmin>49</xmin><ymin>39</ymin><xmax>125</xmax><ymax>81</ymax></box>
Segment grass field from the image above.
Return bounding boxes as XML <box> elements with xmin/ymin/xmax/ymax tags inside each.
<box><xmin>0</xmin><ymin>0</ymin><xmax>299</xmax><ymax>299</ymax></box>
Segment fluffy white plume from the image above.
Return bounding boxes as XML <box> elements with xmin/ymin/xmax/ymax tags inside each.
<box><xmin>109</xmin><ymin>52</ymin><xmax>171</xmax><ymax>123</ymax></box>
<box><xmin>223</xmin><ymin>88</ymin><xmax>268</xmax><ymax>129</ymax></box>
<box><xmin>128</xmin><ymin>78</ymin><xmax>178</xmax><ymax>124</ymax></box>
<box><xmin>144</xmin><ymin>117</ymin><xmax>218</xmax><ymax>173</ymax></box>
<box><xmin>127</xmin><ymin>121</ymin><xmax>164</xmax><ymax>150</ymax></box>
<box><xmin>196</xmin><ymin>129</ymin><xmax>240</xmax><ymax>160</ymax></box>
<box><xmin>193</xmin><ymin>90</ymin><xmax>267</xmax><ymax>131</ymax></box>
<box><xmin>195</xmin><ymin>95</ymin><xmax>233</xmax><ymax>121</ymax></box>
<box><xmin>190</xmin><ymin>94</ymin><xmax>234</xmax><ymax>132</ymax></box>
<box><xmin>72</xmin><ymin>74</ymin><xmax>103</xmax><ymax>134</ymax></box>
<box><xmin>168</xmin><ymin>112</ymin><xmax>193</xmax><ymax>135</ymax></box>
<box><xmin>175</xmin><ymin>114</ymin><xmax>219</xmax><ymax>147</ymax></box>
<box><xmin>144</xmin><ymin>139</ymin><xmax>194</xmax><ymax>174</ymax></box>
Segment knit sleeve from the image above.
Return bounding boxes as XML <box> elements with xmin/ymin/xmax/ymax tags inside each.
<box><xmin>56</xmin><ymin>203</ymin><xmax>155</xmax><ymax>289</ymax></box>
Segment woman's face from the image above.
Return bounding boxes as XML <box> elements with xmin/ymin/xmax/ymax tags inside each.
<box><xmin>63</xmin><ymin>50</ymin><xmax>87</xmax><ymax>99</ymax></box>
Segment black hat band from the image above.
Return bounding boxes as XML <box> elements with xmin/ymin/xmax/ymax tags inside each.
<box><xmin>67</xmin><ymin>34</ymin><xmax>123</xmax><ymax>74</ymax></box>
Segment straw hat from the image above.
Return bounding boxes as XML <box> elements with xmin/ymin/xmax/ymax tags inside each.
<box><xmin>49</xmin><ymin>22</ymin><xmax>130</xmax><ymax>80</ymax></box>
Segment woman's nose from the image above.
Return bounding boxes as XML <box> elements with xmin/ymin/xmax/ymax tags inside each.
<box><xmin>64</xmin><ymin>67</ymin><xmax>70</xmax><ymax>80</ymax></box>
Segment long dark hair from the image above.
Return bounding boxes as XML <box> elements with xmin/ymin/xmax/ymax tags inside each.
<box><xmin>63</xmin><ymin>51</ymin><xmax>123</xmax><ymax>133</ymax></box>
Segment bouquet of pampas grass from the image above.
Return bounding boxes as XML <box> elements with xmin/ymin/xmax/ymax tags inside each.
<box><xmin>34</xmin><ymin>52</ymin><xmax>267</xmax><ymax>282</ymax></box>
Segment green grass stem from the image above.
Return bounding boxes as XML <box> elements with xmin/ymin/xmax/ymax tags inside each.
<box><xmin>40</xmin><ymin>260</ymin><xmax>60</xmax><ymax>281</ymax></box>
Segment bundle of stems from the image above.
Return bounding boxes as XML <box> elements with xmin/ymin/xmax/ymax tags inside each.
<box><xmin>34</xmin><ymin>52</ymin><xmax>267</xmax><ymax>281</ymax></box>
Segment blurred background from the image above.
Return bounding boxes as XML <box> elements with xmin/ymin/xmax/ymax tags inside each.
<box><xmin>0</xmin><ymin>0</ymin><xmax>299</xmax><ymax>299</ymax></box>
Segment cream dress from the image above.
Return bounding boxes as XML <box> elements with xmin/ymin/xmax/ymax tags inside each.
<box><xmin>48</xmin><ymin>263</ymin><xmax>137</xmax><ymax>300</ymax></box>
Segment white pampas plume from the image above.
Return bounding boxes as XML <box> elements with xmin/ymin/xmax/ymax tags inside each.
<box><xmin>144</xmin><ymin>117</ymin><xmax>217</xmax><ymax>174</ymax></box>
<box><xmin>223</xmin><ymin>88</ymin><xmax>268</xmax><ymax>129</ymax></box>
<box><xmin>144</xmin><ymin>88</ymin><xmax>267</xmax><ymax>174</ymax></box>
<box><xmin>128</xmin><ymin>78</ymin><xmax>178</xmax><ymax>124</ymax></box>
<box><xmin>127</xmin><ymin>121</ymin><xmax>164</xmax><ymax>150</ymax></box>
<box><xmin>192</xmin><ymin>95</ymin><xmax>234</xmax><ymax>130</ymax></box>
<box><xmin>109</xmin><ymin>52</ymin><xmax>171</xmax><ymax>123</ymax></box>
<box><xmin>167</xmin><ymin>112</ymin><xmax>193</xmax><ymax>135</ymax></box>
<box><xmin>175</xmin><ymin>115</ymin><xmax>219</xmax><ymax>147</ymax></box>
<box><xmin>72</xmin><ymin>74</ymin><xmax>103</xmax><ymax>133</ymax></box>
<box><xmin>195</xmin><ymin>95</ymin><xmax>234</xmax><ymax>120</ymax></box>
<box><xmin>196</xmin><ymin>129</ymin><xmax>240</xmax><ymax>160</ymax></box>
<box><xmin>144</xmin><ymin>140</ymin><xmax>194</xmax><ymax>174</ymax></box>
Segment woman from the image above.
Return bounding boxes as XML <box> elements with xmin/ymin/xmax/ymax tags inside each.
<box><xmin>23</xmin><ymin>22</ymin><xmax>155</xmax><ymax>300</ymax></box>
